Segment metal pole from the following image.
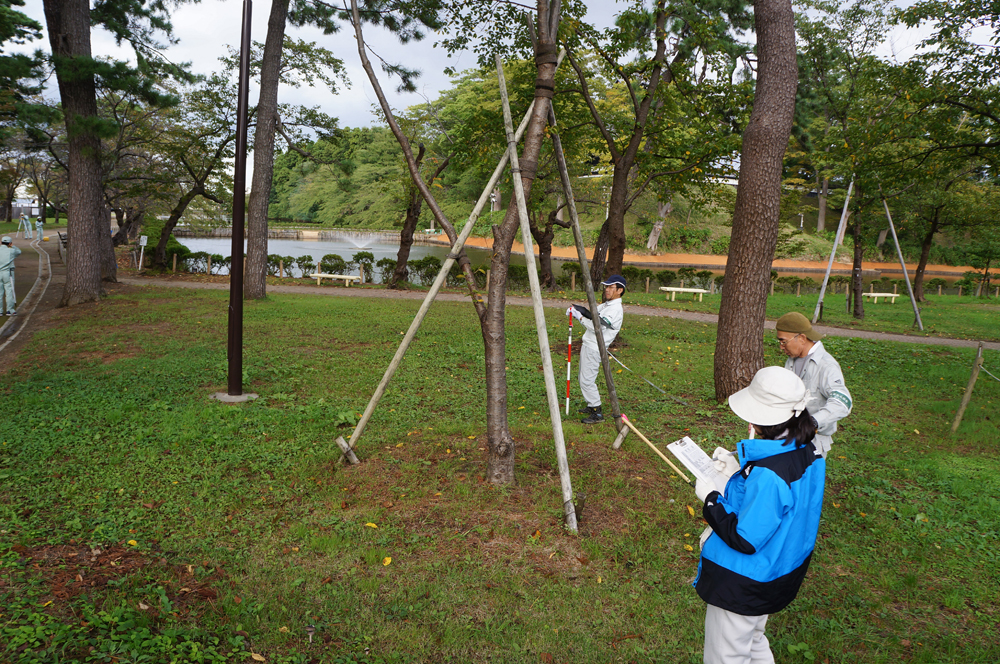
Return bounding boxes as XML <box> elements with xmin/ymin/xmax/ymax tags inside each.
<box><xmin>547</xmin><ymin>105</ymin><xmax>621</xmax><ymax>428</ymax></box>
<box><xmin>346</xmin><ymin>57</ymin><xmax>564</xmax><ymax>452</ymax></box>
<box><xmin>227</xmin><ymin>0</ymin><xmax>252</xmax><ymax>396</ymax></box>
<box><xmin>496</xmin><ymin>56</ymin><xmax>577</xmax><ymax>533</ymax></box>
<box><xmin>880</xmin><ymin>192</ymin><xmax>924</xmax><ymax>331</ymax></box>
<box><xmin>813</xmin><ymin>179</ymin><xmax>853</xmax><ymax>324</ymax></box>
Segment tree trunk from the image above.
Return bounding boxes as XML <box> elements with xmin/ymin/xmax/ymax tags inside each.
<box><xmin>154</xmin><ymin>188</ymin><xmax>202</xmax><ymax>267</ymax></box>
<box><xmin>913</xmin><ymin>210</ymin><xmax>940</xmax><ymax>302</ymax></box>
<box><xmin>713</xmin><ymin>0</ymin><xmax>798</xmax><ymax>401</ymax></box>
<box><xmin>389</xmin><ymin>189</ymin><xmax>420</xmax><ymax>288</ymax></box>
<box><xmin>529</xmin><ymin>210</ymin><xmax>556</xmax><ymax>290</ymax></box>
<box><xmin>646</xmin><ymin>199</ymin><xmax>672</xmax><ymax>251</ymax></box>
<box><xmin>44</xmin><ymin>0</ymin><xmax>105</xmax><ymax>306</ymax></box>
<box><xmin>851</xmin><ymin>218</ymin><xmax>865</xmax><ymax>319</ymax></box>
<box><xmin>245</xmin><ymin>0</ymin><xmax>290</xmax><ymax>300</ymax></box>
<box><xmin>483</xmin><ymin>0</ymin><xmax>560</xmax><ymax>486</ymax></box>
<box><xmin>816</xmin><ymin>176</ymin><xmax>828</xmax><ymax>232</ymax></box>
<box><xmin>100</xmin><ymin>209</ymin><xmax>118</xmax><ymax>282</ymax></box>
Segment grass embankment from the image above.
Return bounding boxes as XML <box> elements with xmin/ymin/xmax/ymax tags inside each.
<box><xmin>2</xmin><ymin>286</ymin><xmax>998</xmax><ymax>663</ymax></box>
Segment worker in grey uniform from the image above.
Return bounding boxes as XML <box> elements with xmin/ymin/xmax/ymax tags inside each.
<box><xmin>1</xmin><ymin>236</ymin><xmax>22</xmax><ymax>315</ymax></box>
<box><xmin>35</xmin><ymin>216</ymin><xmax>43</xmax><ymax>240</ymax></box>
<box><xmin>566</xmin><ymin>274</ymin><xmax>626</xmax><ymax>424</ymax></box>
<box><xmin>20</xmin><ymin>214</ymin><xmax>33</xmax><ymax>239</ymax></box>
<box><xmin>775</xmin><ymin>312</ymin><xmax>852</xmax><ymax>457</ymax></box>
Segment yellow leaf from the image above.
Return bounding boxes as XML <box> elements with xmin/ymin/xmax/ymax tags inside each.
<box><xmin>597</xmin><ymin>576</ymin><xmax>602</xmax><ymax>583</ymax></box>
<box><xmin>383</xmin><ymin>557</ymin><xmax>392</xmax><ymax>566</ymax></box>
<box><xmin>365</xmin><ymin>523</ymin><xmax>378</xmax><ymax>529</ymax></box>
<box><xmin>467</xmin><ymin>435</ymin><xmax>475</xmax><ymax>439</ymax></box>
<box><xmin>687</xmin><ymin>505</ymin><xmax>695</xmax><ymax>517</ymax></box>
<box><xmin>128</xmin><ymin>540</ymin><xmax>138</xmax><ymax>546</ymax></box>
<box><xmin>684</xmin><ymin>544</ymin><xmax>694</xmax><ymax>551</ymax></box>
<box><xmin>279</xmin><ymin>626</ymin><xmax>289</xmax><ymax>633</ymax></box>
<box><xmin>251</xmin><ymin>654</ymin><xmax>265</xmax><ymax>662</ymax></box>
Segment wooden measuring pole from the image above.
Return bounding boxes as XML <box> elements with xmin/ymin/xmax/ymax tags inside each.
<box><xmin>951</xmin><ymin>343</ymin><xmax>984</xmax><ymax>433</ymax></box>
<box><xmin>497</xmin><ymin>56</ymin><xmax>577</xmax><ymax>533</ymax></box>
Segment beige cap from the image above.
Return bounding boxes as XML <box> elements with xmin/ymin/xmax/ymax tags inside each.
<box><xmin>776</xmin><ymin>312</ymin><xmax>824</xmax><ymax>342</ymax></box>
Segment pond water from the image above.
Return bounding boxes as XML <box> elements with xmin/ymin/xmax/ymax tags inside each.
<box><xmin>177</xmin><ymin>236</ymin><xmax>551</xmax><ymax>282</ymax></box>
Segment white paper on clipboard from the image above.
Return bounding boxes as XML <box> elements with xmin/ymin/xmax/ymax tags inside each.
<box><xmin>667</xmin><ymin>436</ymin><xmax>732</xmax><ymax>494</ymax></box>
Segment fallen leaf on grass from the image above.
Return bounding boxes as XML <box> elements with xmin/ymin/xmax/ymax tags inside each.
<box><xmin>687</xmin><ymin>505</ymin><xmax>695</xmax><ymax>517</ymax></box>
<box><xmin>320</xmin><ymin>576</ymin><xmax>332</xmax><ymax>585</ymax></box>
<box><xmin>233</xmin><ymin>596</ymin><xmax>242</xmax><ymax>604</ymax></box>
<box><xmin>279</xmin><ymin>626</ymin><xmax>289</xmax><ymax>633</ymax></box>
<box><xmin>684</xmin><ymin>544</ymin><xmax>694</xmax><ymax>552</ymax></box>
<box><xmin>138</xmin><ymin>602</ymin><xmax>150</xmax><ymax>610</ymax></box>
<box><xmin>383</xmin><ymin>557</ymin><xmax>392</xmax><ymax>566</ymax></box>
<box><xmin>365</xmin><ymin>523</ymin><xmax>378</xmax><ymax>529</ymax></box>
<box><xmin>251</xmin><ymin>654</ymin><xmax>265</xmax><ymax>662</ymax></box>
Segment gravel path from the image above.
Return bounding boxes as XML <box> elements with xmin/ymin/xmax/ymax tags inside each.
<box><xmin>116</xmin><ymin>277</ymin><xmax>1000</xmax><ymax>352</ymax></box>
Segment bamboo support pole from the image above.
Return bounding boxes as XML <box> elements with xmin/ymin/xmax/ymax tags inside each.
<box><xmin>881</xmin><ymin>192</ymin><xmax>923</xmax><ymax>330</ymax></box>
<box><xmin>813</xmin><ymin>179</ymin><xmax>854</xmax><ymax>323</ymax></box>
<box><xmin>497</xmin><ymin>56</ymin><xmax>577</xmax><ymax>532</ymax></box>
<box><xmin>345</xmin><ymin>53</ymin><xmax>566</xmax><ymax>454</ymax></box>
<box><xmin>951</xmin><ymin>343</ymin><xmax>984</xmax><ymax>433</ymax></box>
<box><xmin>547</xmin><ymin>105</ymin><xmax>622</xmax><ymax>429</ymax></box>
<box><xmin>620</xmin><ymin>415</ymin><xmax>691</xmax><ymax>484</ymax></box>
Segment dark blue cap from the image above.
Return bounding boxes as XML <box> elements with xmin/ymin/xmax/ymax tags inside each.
<box><xmin>601</xmin><ymin>274</ymin><xmax>627</xmax><ymax>290</ymax></box>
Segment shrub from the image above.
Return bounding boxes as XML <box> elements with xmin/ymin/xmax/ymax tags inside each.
<box><xmin>266</xmin><ymin>254</ymin><xmax>295</xmax><ymax>276</ymax></box>
<box><xmin>695</xmin><ymin>270</ymin><xmax>714</xmax><ymax>289</ymax></box>
<box><xmin>210</xmin><ymin>254</ymin><xmax>231</xmax><ymax>275</ymax></box>
<box><xmin>376</xmin><ymin>257</ymin><xmax>398</xmax><ymax>284</ymax></box>
<box><xmin>620</xmin><ymin>266</ymin><xmax>653</xmax><ymax>289</ymax></box>
<box><xmin>184</xmin><ymin>252</ymin><xmax>210</xmax><ymax>273</ymax></box>
<box><xmin>710</xmin><ymin>235</ymin><xmax>731</xmax><ymax>255</ymax></box>
<box><xmin>407</xmin><ymin>256</ymin><xmax>442</xmax><ymax>285</ymax></box>
<box><xmin>296</xmin><ymin>255</ymin><xmax>316</xmax><ymax>277</ymax></box>
<box><xmin>677</xmin><ymin>267</ymin><xmax>697</xmax><ymax>285</ymax></box>
<box><xmin>320</xmin><ymin>253</ymin><xmax>348</xmax><ymax>274</ymax></box>
<box><xmin>655</xmin><ymin>270</ymin><xmax>677</xmax><ymax>287</ymax></box>
<box><xmin>353</xmin><ymin>251</ymin><xmax>375</xmax><ymax>282</ymax></box>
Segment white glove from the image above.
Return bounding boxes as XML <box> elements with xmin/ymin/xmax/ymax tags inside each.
<box><xmin>570</xmin><ymin>307</ymin><xmax>583</xmax><ymax>321</ymax></box>
<box><xmin>695</xmin><ymin>478</ymin><xmax>715</xmax><ymax>503</ymax></box>
<box><xmin>712</xmin><ymin>447</ymin><xmax>740</xmax><ymax>477</ymax></box>
<box><xmin>566</xmin><ymin>306</ymin><xmax>574</xmax><ymax>317</ymax></box>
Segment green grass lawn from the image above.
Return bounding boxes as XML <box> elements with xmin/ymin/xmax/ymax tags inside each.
<box><xmin>1</xmin><ymin>284</ymin><xmax>998</xmax><ymax>663</ymax></box>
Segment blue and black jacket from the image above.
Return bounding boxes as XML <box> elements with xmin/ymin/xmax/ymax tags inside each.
<box><xmin>694</xmin><ymin>437</ymin><xmax>826</xmax><ymax>616</ymax></box>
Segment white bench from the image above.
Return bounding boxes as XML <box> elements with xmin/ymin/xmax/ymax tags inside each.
<box><xmin>309</xmin><ymin>273</ymin><xmax>361</xmax><ymax>287</ymax></box>
<box><xmin>660</xmin><ymin>286</ymin><xmax>710</xmax><ymax>302</ymax></box>
<box><xmin>862</xmin><ymin>292</ymin><xmax>898</xmax><ymax>304</ymax></box>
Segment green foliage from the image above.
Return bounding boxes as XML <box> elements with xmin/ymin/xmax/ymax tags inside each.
<box><xmin>406</xmin><ymin>255</ymin><xmax>441</xmax><ymax>286</ymax></box>
<box><xmin>655</xmin><ymin>270</ymin><xmax>677</xmax><ymax>287</ymax></box>
<box><xmin>710</xmin><ymin>235</ymin><xmax>731</xmax><ymax>256</ymax></box>
<box><xmin>319</xmin><ymin>253</ymin><xmax>348</xmax><ymax>275</ymax></box>
<box><xmin>353</xmin><ymin>251</ymin><xmax>375</xmax><ymax>282</ymax></box>
<box><xmin>375</xmin><ymin>257</ymin><xmax>397</xmax><ymax>283</ymax></box>
<box><xmin>620</xmin><ymin>266</ymin><xmax>653</xmax><ymax>288</ymax></box>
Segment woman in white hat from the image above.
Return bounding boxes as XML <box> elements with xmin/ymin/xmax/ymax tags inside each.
<box><xmin>693</xmin><ymin>366</ymin><xmax>826</xmax><ymax>664</ymax></box>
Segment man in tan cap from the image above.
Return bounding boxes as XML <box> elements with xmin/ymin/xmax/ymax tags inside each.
<box><xmin>775</xmin><ymin>312</ymin><xmax>852</xmax><ymax>458</ymax></box>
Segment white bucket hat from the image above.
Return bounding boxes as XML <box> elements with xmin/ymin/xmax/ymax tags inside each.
<box><xmin>728</xmin><ymin>366</ymin><xmax>809</xmax><ymax>426</ymax></box>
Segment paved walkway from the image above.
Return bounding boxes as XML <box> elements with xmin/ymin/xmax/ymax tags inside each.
<box><xmin>2</xmin><ymin>238</ymin><xmax>996</xmax><ymax>354</ymax></box>
<box><xmin>113</xmin><ymin>275</ymin><xmax>1000</xmax><ymax>351</ymax></box>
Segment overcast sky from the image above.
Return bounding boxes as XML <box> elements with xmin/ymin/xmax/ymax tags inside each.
<box><xmin>18</xmin><ymin>1</ymin><xmax>626</xmax><ymax>129</ymax></box>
